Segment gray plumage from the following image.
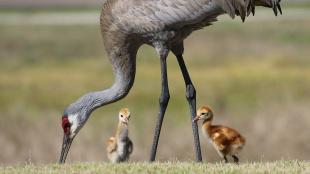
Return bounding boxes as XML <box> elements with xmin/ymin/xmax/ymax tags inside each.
<box><xmin>59</xmin><ymin>0</ymin><xmax>282</xmax><ymax>163</ymax></box>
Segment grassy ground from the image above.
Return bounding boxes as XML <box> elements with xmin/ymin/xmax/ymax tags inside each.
<box><xmin>1</xmin><ymin>161</ymin><xmax>309</xmax><ymax>174</ymax></box>
<box><xmin>0</xmin><ymin>7</ymin><xmax>310</xmax><ymax>165</ymax></box>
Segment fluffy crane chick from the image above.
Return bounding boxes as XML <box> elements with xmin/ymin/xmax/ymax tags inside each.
<box><xmin>107</xmin><ymin>108</ymin><xmax>133</xmax><ymax>163</ymax></box>
<box><xmin>194</xmin><ymin>106</ymin><xmax>245</xmax><ymax>163</ymax></box>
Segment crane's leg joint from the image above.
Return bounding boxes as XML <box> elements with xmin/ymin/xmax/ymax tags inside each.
<box><xmin>186</xmin><ymin>84</ymin><xmax>196</xmax><ymax>100</ymax></box>
<box><xmin>159</xmin><ymin>92</ymin><xmax>170</xmax><ymax>106</ymax></box>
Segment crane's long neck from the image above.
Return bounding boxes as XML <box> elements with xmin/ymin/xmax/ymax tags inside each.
<box><xmin>87</xmin><ymin>72</ymin><xmax>134</xmax><ymax>113</ymax></box>
<box><xmin>88</xmin><ymin>46</ymin><xmax>137</xmax><ymax>113</ymax></box>
<box><xmin>67</xmin><ymin>42</ymin><xmax>138</xmax><ymax>120</ymax></box>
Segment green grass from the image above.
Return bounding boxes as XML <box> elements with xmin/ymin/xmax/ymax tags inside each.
<box><xmin>1</xmin><ymin>161</ymin><xmax>309</xmax><ymax>174</ymax></box>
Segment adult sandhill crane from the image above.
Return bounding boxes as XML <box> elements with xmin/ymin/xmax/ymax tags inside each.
<box><xmin>59</xmin><ymin>0</ymin><xmax>282</xmax><ymax>163</ymax></box>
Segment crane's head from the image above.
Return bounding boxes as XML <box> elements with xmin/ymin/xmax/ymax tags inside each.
<box><xmin>59</xmin><ymin>104</ymin><xmax>89</xmax><ymax>164</ymax></box>
<box><xmin>118</xmin><ymin>108</ymin><xmax>131</xmax><ymax>124</ymax></box>
<box><xmin>193</xmin><ymin>106</ymin><xmax>214</xmax><ymax>123</ymax></box>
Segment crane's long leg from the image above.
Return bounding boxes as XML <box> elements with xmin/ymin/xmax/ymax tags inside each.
<box><xmin>176</xmin><ymin>54</ymin><xmax>202</xmax><ymax>162</ymax></box>
<box><xmin>150</xmin><ymin>50</ymin><xmax>170</xmax><ymax>161</ymax></box>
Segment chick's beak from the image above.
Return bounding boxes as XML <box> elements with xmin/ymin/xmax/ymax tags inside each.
<box><xmin>193</xmin><ymin>115</ymin><xmax>200</xmax><ymax>123</ymax></box>
<box><xmin>128</xmin><ymin>115</ymin><xmax>131</xmax><ymax>121</ymax></box>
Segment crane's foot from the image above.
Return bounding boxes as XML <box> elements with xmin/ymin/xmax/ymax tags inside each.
<box><xmin>224</xmin><ymin>156</ymin><xmax>228</xmax><ymax>163</ymax></box>
<box><xmin>232</xmin><ymin>155</ymin><xmax>239</xmax><ymax>164</ymax></box>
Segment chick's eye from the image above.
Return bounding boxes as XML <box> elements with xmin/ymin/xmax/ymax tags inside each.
<box><xmin>120</xmin><ymin>115</ymin><xmax>123</xmax><ymax>117</ymax></box>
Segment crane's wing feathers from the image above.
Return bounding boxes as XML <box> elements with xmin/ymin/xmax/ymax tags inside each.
<box><xmin>246</xmin><ymin>0</ymin><xmax>282</xmax><ymax>16</ymax></box>
<box><xmin>217</xmin><ymin>0</ymin><xmax>247</xmax><ymax>21</ymax></box>
<box><xmin>122</xmin><ymin>0</ymin><xmax>248</xmax><ymax>33</ymax></box>
<box><xmin>113</xmin><ymin>0</ymin><xmax>282</xmax><ymax>33</ymax></box>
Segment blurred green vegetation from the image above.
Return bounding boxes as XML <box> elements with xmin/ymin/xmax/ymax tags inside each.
<box><xmin>1</xmin><ymin>17</ymin><xmax>309</xmax><ymax>115</ymax></box>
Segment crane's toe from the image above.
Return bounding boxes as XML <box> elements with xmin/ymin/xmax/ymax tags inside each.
<box><xmin>224</xmin><ymin>156</ymin><xmax>228</xmax><ymax>163</ymax></box>
<box><xmin>232</xmin><ymin>155</ymin><xmax>239</xmax><ymax>164</ymax></box>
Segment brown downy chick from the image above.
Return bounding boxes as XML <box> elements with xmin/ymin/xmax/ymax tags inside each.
<box><xmin>106</xmin><ymin>137</ymin><xmax>118</xmax><ymax>162</ymax></box>
<box><xmin>194</xmin><ymin>106</ymin><xmax>245</xmax><ymax>163</ymax></box>
<box><xmin>106</xmin><ymin>108</ymin><xmax>133</xmax><ymax>163</ymax></box>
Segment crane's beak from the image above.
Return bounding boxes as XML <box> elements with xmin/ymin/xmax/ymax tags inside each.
<box><xmin>59</xmin><ymin>134</ymin><xmax>74</xmax><ymax>164</ymax></box>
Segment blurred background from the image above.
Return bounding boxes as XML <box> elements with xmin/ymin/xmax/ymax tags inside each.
<box><xmin>0</xmin><ymin>0</ymin><xmax>310</xmax><ymax>165</ymax></box>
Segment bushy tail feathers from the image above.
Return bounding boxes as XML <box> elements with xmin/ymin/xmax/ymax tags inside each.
<box><xmin>249</xmin><ymin>0</ymin><xmax>282</xmax><ymax>16</ymax></box>
<box><xmin>215</xmin><ymin>0</ymin><xmax>282</xmax><ymax>22</ymax></box>
<box><xmin>216</xmin><ymin>0</ymin><xmax>247</xmax><ymax>22</ymax></box>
